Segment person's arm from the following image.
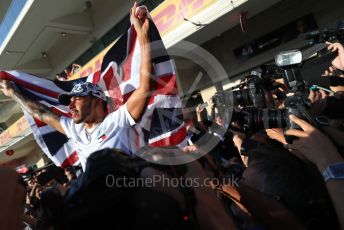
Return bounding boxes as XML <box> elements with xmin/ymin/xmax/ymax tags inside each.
<box><xmin>126</xmin><ymin>3</ymin><xmax>154</xmax><ymax>121</ymax></box>
<box><xmin>231</xmin><ymin>130</ymin><xmax>249</xmax><ymax>166</ymax></box>
<box><xmin>0</xmin><ymin>79</ymin><xmax>65</xmax><ymax>134</ymax></box>
<box><xmin>210</xmin><ymin>103</ymin><xmax>216</xmax><ymax>121</ymax></box>
<box><xmin>284</xmin><ymin>115</ymin><xmax>344</xmax><ymax>229</ymax></box>
<box><xmin>29</xmin><ymin>184</ymin><xmax>37</xmax><ymax>198</ymax></box>
<box><xmin>195</xmin><ymin>105</ymin><xmax>203</xmax><ymax>122</ymax></box>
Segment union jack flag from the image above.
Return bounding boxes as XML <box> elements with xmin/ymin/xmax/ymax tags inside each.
<box><xmin>0</xmin><ymin>15</ymin><xmax>186</xmax><ymax>167</ymax></box>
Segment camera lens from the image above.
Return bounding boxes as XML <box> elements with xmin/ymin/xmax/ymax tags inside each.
<box><xmin>238</xmin><ymin>108</ymin><xmax>288</xmax><ymax>132</ymax></box>
<box><xmin>228</xmin><ymin>100</ymin><xmax>290</xmax><ymax>132</ymax></box>
<box><xmin>232</xmin><ymin>89</ymin><xmax>251</xmax><ymax>106</ymax></box>
<box><xmin>263</xmin><ymin>109</ymin><xmax>288</xmax><ymax>129</ymax></box>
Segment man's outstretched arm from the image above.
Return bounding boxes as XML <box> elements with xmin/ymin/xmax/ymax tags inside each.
<box><xmin>126</xmin><ymin>3</ymin><xmax>154</xmax><ymax>121</ymax></box>
<box><xmin>0</xmin><ymin>79</ymin><xmax>65</xmax><ymax>134</ymax></box>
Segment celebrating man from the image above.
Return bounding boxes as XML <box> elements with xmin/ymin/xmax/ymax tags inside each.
<box><xmin>0</xmin><ymin>2</ymin><xmax>153</xmax><ymax>170</ymax></box>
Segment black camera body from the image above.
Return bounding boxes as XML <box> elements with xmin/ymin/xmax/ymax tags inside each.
<box><xmin>247</xmin><ymin>75</ymin><xmax>267</xmax><ymax>108</ymax></box>
<box><xmin>214</xmin><ymin>70</ymin><xmax>274</xmax><ymax>109</ymax></box>
<box><xmin>284</xmin><ymin>93</ymin><xmax>311</xmax><ymax>127</ymax></box>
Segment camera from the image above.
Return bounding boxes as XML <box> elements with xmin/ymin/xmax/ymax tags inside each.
<box><xmin>213</xmin><ymin>70</ymin><xmax>274</xmax><ymax>109</ymax></box>
<box><xmin>214</xmin><ymin>49</ymin><xmax>312</xmax><ymax>142</ymax></box>
<box><xmin>230</xmin><ymin>93</ymin><xmax>310</xmax><ymax>135</ymax></box>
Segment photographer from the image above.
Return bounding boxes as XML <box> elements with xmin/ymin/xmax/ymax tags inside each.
<box><xmin>280</xmin><ymin>115</ymin><xmax>344</xmax><ymax>229</ymax></box>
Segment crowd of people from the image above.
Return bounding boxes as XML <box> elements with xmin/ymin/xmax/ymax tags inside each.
<box><xmin>0</xmin><ymin>2</ymin><xmax>344</xmax><ymax>230</ymax></box>
<box><xmin>179</xmin><ymin>41</ymin><xmax>344</xmax><ymax>229</ymax></box>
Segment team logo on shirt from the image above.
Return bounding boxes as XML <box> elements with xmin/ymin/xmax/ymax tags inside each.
<box><xmin>97</xmin><ymin>133</ymin><xmax>107</xmax><ymax>143</ymax></box>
